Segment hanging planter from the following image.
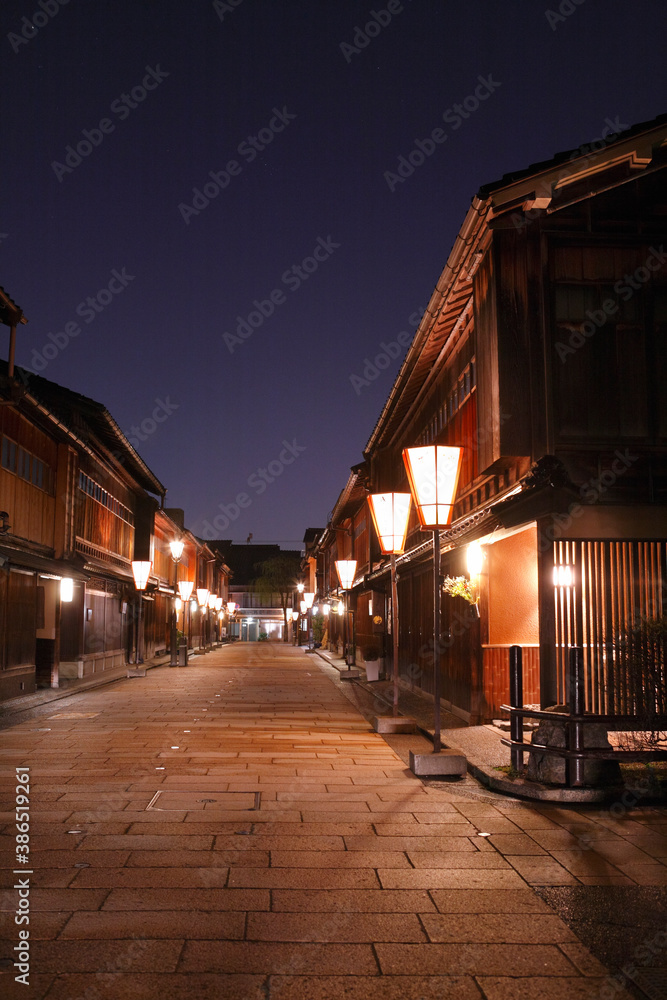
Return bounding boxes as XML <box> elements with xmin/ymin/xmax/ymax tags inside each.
<box><xmin>442</xmin><ymin>575</ymin><xmax>480</xmax><ymax>617</ymax></box>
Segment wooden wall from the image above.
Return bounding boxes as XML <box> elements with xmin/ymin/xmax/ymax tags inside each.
<box><xmin>0</xmin><ymin>408</ymin><xmax>57</xmax><ymax>548</ymax></box>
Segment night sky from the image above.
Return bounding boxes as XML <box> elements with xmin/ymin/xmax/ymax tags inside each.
<box><xmin>3</xmin><ymin>0</ymin><xmax>665</xmax><ymax>549</ymax></box>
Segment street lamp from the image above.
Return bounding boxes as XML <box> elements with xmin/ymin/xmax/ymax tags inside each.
<box><xmin>368</xmin><ymin>492</ymin><xmax>412</xmax><ymax>716</ymax></box>
<box><xmin>178</xmin><ymin>580</ymin><xmax>194</xmax><ymax>654</ymax></box>
<box><xmin>196</xmin><ymin>588</ymin><xmax>209</xmax><ymax>651</ymax></box>
<box><xmin>335</xmin><ymin>559</ymin><xmax>357</xmax><ymax>669</ymax></box>
<box><xmin>291</xmin><ymin>608</ymin><xmax>299</xmax><ymax>645</ymax></box>
<box><xmin>403</xmin><ymin>445</ymin><xmax>462</xmax><ymax>753</ymax></box>
<box><xmin>227</xmin><ymin>601</ymin><xmax>237</xmax><ymax>640</ymax></box>
<box><xmin>303</xmin><ymin>591</ymin><xmax>315</xmax><ymax>649</ymax></box>
<box><xmin>169</xmin><ymin>538</ymin><xmax>184</xmax><ymax>666</ymax></box>
<box><xmin>131</xmin><ymin>560</ymin><xmax>152</xmax><ymax>664</ymax></box>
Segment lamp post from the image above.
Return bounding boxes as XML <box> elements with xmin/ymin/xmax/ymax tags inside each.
<box><xmin>303</xmin><ymin>591</ymin><xmax>315</xmax><ymax>649</ymax></box>
<box><xmin>178</xmin><ymin>580</ymin><xmax>194</xmax><ymax>657</ymax></box>
<box><xmin>207</xmin><ymin>593</ymin><xmax>218</xmax><ymax>643</ymax></box>
<box><xmin>168</xmin><ymin>538</ymin><xmax>184</xmax><ymax>666</ymax></box>
<box><xmin>403</xmin><ymin>445</ymin><xmax>462</xmax><ymax>753</ymax></box>
<box><xmin>196</xmin><ymin>588</ymin><xmax>209</xmax><ymax>651</ymax></box>
<box><xmin>227</xmin><ymin>601</ymin><xmax>237</xmax><ymax>640</ymax></box>
<box><xmin>335</xmin><ymin>559</ymin><xmax>357</xmax><ymax>669</ymax></box>
<box><xmin>368</xmin><ymin>492</ymin><xmax>412</xmax><ymax>717</ymax></box>
<box><xmin>131</xmin><ymin>560</ymin><xmax>152</xmax><ymax>664</ymax></box>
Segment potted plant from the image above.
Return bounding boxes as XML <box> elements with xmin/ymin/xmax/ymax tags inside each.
<box><xmin>362</xmin><ymin>642</ymin><xmax>382</xmax><ymax>681</ymax></box>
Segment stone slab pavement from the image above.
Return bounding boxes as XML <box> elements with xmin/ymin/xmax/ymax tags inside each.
<box><xmin>0</xmin><ymin>641</ymin><xmax>664</xmax><ymax>999</ymax></box>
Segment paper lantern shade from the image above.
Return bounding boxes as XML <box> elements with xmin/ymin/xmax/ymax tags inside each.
<box><xmin>402</xmin><ymin>445</ymin><xmax>462</xmax><ymax>528</ymax></box>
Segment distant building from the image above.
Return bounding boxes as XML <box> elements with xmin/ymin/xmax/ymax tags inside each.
<box><xmin>207</xmin><ymin>541</ymin><xmax>301</xmax><ymax>641</ymax></box>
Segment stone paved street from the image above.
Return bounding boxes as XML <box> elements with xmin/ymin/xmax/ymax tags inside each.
<box><xmin>1</xmin><ymin>642</ymin><xmax>665</xmax><ymax>998</ymax></box>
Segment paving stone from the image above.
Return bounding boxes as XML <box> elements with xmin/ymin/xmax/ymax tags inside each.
<box><xmin>271</xmin><ymin>889</ymin><xmax>438</xmax><ymax>912</ymax></box>
<box><xmin>24</xmin><ymin>887</ymin><xmax>110</xmax><ymax>910</ymax></box>
<box><xmin>178</xmin><ymin>940</ymin><xmax>378</xmax><ymax>974</ymax></box>
<box><xmin>429</xmin><ymin>889</ymin><xmax>554</xmax><ymax>913</ymax></box>
<box><xmin>71</xmin><ymin>867</ymin><xmax>229</xmax><ymax>888</ymax></box>
<box><xmin>344</xmin><ymin>834</ymin><xmax>477</xmax><ymax>852</ymax></box>
<box><xmin>32</xmin><ymin>938</ymin><xmax>183</xmax><ymax>972</ymax></box>
<box><xmin>269</xmin><ymin>976</ymin><xmax>482</xmax><ymax>1000</ymax></box>
<box><xmin>375</xmin><ymin>942</ymin><xmax>577</xmax><ymax>976</ymax></box>
<box><xmin>126</xmin><ymin>849</ymin><xmax>266</xmax><ymax>867</ymax></box>
<box><xmin>420</xmin><ymin>912</ymin><xmax>577</xmax><ymax>943</ymax></box>
<box><xmin>76</xmin><ymin>834</ymin><xmax>215</xmax><ymax>851</ymax></box>
<box><xmin>477</xmin><ymin>977</ymin><xmax>634</xmax><ymax>999</ymax></box>
<box><xmin>246</xmin><ymin>911</ymin><xmax>426</xmax><ymax>942</ymax></box>
<box><xmin>270</xmin><ymin>850</ymin><xmax>411</xmax><ymax>868</ymax></box>
<box><xmin>487</xmin><ymin>834</ymin><xmax>546</xmax><ymax>855</ymax></box>
<box><xmin>377</xmin><ymin>868</ymin><xmax>527</xmax><ymax>889</ymax></box>
<box><xmin>101</xmin><ymin>887</ymin><xmax>270</xmax><ymax>910</ymax></box>
<box><xmin>36</xmin><ymin>973</ymin><xmax>268</xmax><ymax>1000</ymax></box>
<box><xmin>228</xmin><ymin>867</ymin><xmax>381</xmax><ymax>889</ymax></box>
<box><xmin>59</xmin><ymin>909</ymin><xmax>245</xmax><ymax>939</ymax></box>
<box><xmin>214</xmin><ymin>835</ymin><xmax>346</xmax><ymax>852</ymax></box>
<box><xmin>407</xmin><ymin>852</ymin><xmax>510</xmax><ymax>869</ymax></box>
<box><xmin>506</xmin><ymin>857</ymin><xmax>580</xmax><ymax>886</ymax></box>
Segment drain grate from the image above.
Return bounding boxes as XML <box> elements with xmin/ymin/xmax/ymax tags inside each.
<box><xmin>626</xmin><ymin>968</ymin><xmax>667</xmax><ymax>1000</ymax></box>
<box><xmin>146</xmin><ymin>790</ymin><xmax>260</xmax><ymax>811</ymax></box>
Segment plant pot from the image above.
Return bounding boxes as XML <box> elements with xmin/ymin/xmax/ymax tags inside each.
<box><xmin>364</xmin><ymin>660</ymin><xmax>381</xmax><ymax>681</ymax></box>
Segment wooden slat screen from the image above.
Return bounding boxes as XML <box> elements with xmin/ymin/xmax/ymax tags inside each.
<box><xmin>554</xmin><ymin>539</ymin><xmax>667</xmax><ymax>713</ymax></box>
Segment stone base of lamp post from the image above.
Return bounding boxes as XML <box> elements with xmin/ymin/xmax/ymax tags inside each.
<box><xmin>373</xmin><ymin>716</ymin><xmax>417</xmax><ymax>734</ymax></box>
<box><xmin>409</xmin><ymin>748</ymin><xmax>467</xmax><ymax>777</ymax></box>
<box><xmin>127</xmin><ymin>666</ymin><xmax>147</xmax><ymax>678</ymax></box>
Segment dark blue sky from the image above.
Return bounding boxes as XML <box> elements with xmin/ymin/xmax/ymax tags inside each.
<box><xmin>2</xmin><ymin>0</ymin><xmax>665</xmax><ymax>548</ymax></box>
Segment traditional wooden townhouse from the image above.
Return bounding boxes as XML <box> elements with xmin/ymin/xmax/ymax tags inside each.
<box><xmin>317</xmin><ymin>113</ymin><xmax>667</xmax><ymax>725</ymax></box>
<box><xmin>0</xmin><ymin>330</ymin><xmax>168</xmax><ymax>699</ymax></box>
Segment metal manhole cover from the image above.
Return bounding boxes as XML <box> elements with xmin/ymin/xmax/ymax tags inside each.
<box><xmin>146</xmin><ymin>790</ymin><xmax>260</xmax><ymax>811</ymax></box>
<box><xmin>626</xmin><ymin>968</ymin><xmax>667</xmax><ymax>1000</ymax></box>
<box><xmin>49</xmin><ymin>712</ymin><xmax>100</xmax><ymax>719</ymax></box>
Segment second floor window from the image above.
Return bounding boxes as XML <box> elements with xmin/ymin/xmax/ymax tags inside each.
<box><xmin>1</xmin><ymin>436</ymin><xmax>50</xmax><ymax>492</ymax></box>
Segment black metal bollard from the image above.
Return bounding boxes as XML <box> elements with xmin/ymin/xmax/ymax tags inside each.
<box><xmin>567</xmin><ymin>646</ymin><xmax>585</xmax><ymax>787</ymax></box>
<box><xmin>509</xmin><ymin>645</ymin><xmax>523</xmax><ymax>773</ymax></box>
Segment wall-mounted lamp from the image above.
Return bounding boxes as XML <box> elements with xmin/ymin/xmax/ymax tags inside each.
<box><xmin>553</xmin><ymin>565</ymin><xmax>574</xmax><ymax>588</ymax></box>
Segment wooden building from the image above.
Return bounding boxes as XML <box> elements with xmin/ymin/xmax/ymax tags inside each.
<box><xmin>0</xmin><ymin>351</ymin><xmax>170</xmax><ymax>698</ymax></box>
<box><xmin>316</xmin><ymin>113</ymin><xmax>667</xmax><ymax>724</ymax></box>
